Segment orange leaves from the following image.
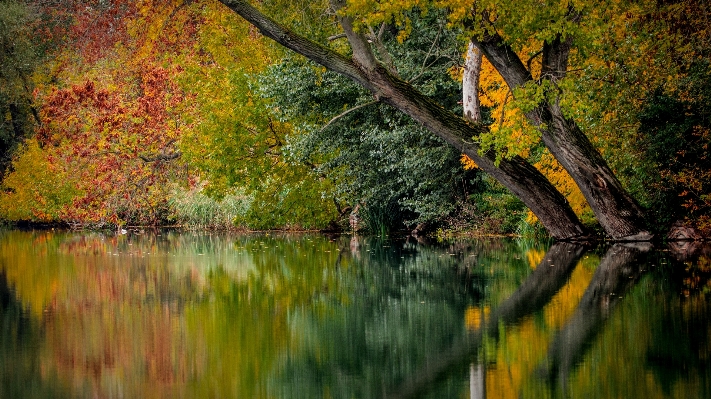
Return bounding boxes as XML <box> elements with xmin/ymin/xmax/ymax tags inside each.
<box><xmin>475</xmin><ymin>48</ymin><xmax>543</xmax><ymax>162</ymax></box>
<box><xmin>2</xmin><ymin>0</ymin><xmax>222</xmax><ymax>227</ymax></box>
<box><xmin>33</xmin><ymin>62</ymin><xmax>191</xmax><ymax>225</ymax></box>
<box><xmin>40</xmin><ymin>0</ymin><xmax>139</xmax><ymax>64</ymax></box>
<box><xmin>535</xmin><ymin>150</ymin><xmax>593</xmax><ymax>224</ymax></box>
<box><xmin>460</xmin><ymin>154</ymin><xmax>478</xmax><ymax>170</ymax></box>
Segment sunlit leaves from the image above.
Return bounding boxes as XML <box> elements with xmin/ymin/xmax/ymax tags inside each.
<box><xmin>344</xmin><ymin>0</ymin><xmax>425</xmax><ymax>42</ymax></box>
<box><xmin>473</xmin><ymin>53</ymin><xmax>543</xmax><ymax>163</ymax></box>
<box><xmin>0</xmin><ymin>139</ymin><xmax>77</xmax><ymax>221</ymax></box>
<box><xmin>174</xmin><ymin>1</ymin><xmax>338</xmax><ymax>229</ymax></box>
<box><xmin>534</xmin><ymin>150</ymin><xmax>593</xmax><ymax>225</ymax></box>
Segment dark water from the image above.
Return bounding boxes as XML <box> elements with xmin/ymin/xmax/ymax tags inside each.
<box><xmin>0</xmin><ymin>229</ymin><xmax>709</xmax><ymax>398</ymax></box>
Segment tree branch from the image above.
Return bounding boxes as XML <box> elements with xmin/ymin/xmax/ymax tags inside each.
<box><xmin>218</xmin><ymin>0</ymin><xmax>371</xmax><ymax>88</ymax></box>
<box><xmin>320</xmin><ymin>101</ymin><xmax>378</xmax><ymax>132</ymax></box>
<box><xmin>329</xmin><ymin>0</ymin><xmax>380</xmax><ymax>71</ymax></box>
<box><xmin>366</xmin><ymin>23</ymin><xmax>400</xmax><ymax>77</ymax></box>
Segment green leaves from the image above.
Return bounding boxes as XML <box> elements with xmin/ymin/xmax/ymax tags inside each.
<box><xmin>175</xmin><ymin>4</ymin><xmax>338</xmax><ymax>230</ymax></box>
<box><xmin>0</xmin><ymin>0</ymin><xmax>45</xmax><ymax>176</ymax></box>
<box><xmin>257</xmin><ymin>8</ymin><xmax>481</xmax><ymax>231</ymax></box>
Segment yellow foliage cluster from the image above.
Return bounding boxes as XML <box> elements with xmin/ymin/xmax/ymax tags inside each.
<box><xmin>476</xmin><ymin>42</ymin><xmax>547</xmax><ymax>159</ymax></box>
<box><xmin>433</xmin><ymin>0</ymin><xmax>471</xmax><ymax>27</ymax></box>
<box><xmin>457</xmin><ymin>41</ymin><xmax>594</xmax><ymax>220</ymax></box>
<box><xmin>344</xmin><ymin>0</ymin><xmax>426</xmax><ymax>42</ymax></box>
<box><xmin>0</xmin><ymin>140</ymin><xmax>78</xmax><ymax>222</ymax></box>
<box><xmin>535</xmin><ymin>150</ymin><xmax>593</xmax><ymax>223</ymax></box>
<box><xmin>460</xmin><ymin>153</ymin><xmax>478</xmax><ymax>170</ymax></box>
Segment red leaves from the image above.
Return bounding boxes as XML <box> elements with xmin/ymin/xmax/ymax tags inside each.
<box><xmin>37</xmin><ymin>64</ymin><xmax>190</xmax><ymax>226</ymax></box>
<box><xmin>25</xmin><ymin>0</ymin><xmax>212</xmax><ymax>226</ymax></box>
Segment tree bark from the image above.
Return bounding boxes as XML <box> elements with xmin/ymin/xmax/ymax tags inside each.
<box><xmin>473</xmin><ymin>28</ymin><xmax>652</xmax><ymax>241</ymax></box>
<box><xmin>217</xmin><ymin>0</ymin><xmax>589</xmax><ymax>240</ymax></box>
<box><xmin>462</xmin><ymin>42</ymin><xmax>483</xmax><ymax>123</ymax></box>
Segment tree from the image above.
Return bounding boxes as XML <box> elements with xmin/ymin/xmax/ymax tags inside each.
<box><xmin>11</xmin><ymin>0</ymin><xmax>197</xmax><ymax>226</ymax></box>
<box><xmin>0</xmin><ymin>0</ymin><xmax>42</xmax><ymax>178</ymax></box>
<box><xmin>175</xmin><ymin>0</ymin><xmax>339</xmax><ymax>230</ymax></box>
<box><xmin>570</xmin><ymin>0</ymin><xmax>711</xmax><ymax>235</ymax></box>
<box><xmin>213</xmin><ymin>0</ymin><xmax>673</xmax><ymax>240</ymax></box>
<box><xmin>464</xmin><ymin>1</ymin><xmax>655</xmax><ymax>240</ymax></box>
<box><xmin>37</xmin><ymin>71</ymin><xmax>190</xmax><ymax>226</ymax></box>
<box><xmin>257</xmin><ymin>10</ymin><xmax>483</xmax><ymax>234</ymax></box>
<box><xmin>215</xmin><ymin>0</ymin><xmax>593</xmax><ymax>240</ymax></box>
<box><xmin>214</xmin><ymin>0</ymin><xmax>711</xmax><ymax>240</ymax></box>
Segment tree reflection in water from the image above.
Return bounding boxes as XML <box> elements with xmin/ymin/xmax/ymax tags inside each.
<box><xmin>0</xmin><ymin>230</ymin><xmax>709</xmax><ymax>398</ymax></box>
<box><xmin>390</xmin><ymin>242</ymin><xmax>587</xmax><ymax>399</ymax></box>
<box><xmin>390</xmin><ymin>241</ymin><xmax>710</xmax><ymax>399</ymax></box>
<box><xmin>538</xmin><ymin>243</ymin><xmax>650</xmax><ymax>390</ymax></box>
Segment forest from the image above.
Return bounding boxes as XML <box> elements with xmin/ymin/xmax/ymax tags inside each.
<box><xmin>1</xmin><ymin>0</ymin><xmax>710</xmax><ymax>241</ymax></box>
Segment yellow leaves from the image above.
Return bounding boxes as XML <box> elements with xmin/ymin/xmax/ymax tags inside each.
<box><xmin>535</xmin><ymin>150</ymin><xmax>594</xmax><ymax>223</ymax></box>
<box><xmin>460</xmin><ymin>154</ymin><xmax>478</xmax><ymax>170</ymax></box>
<box><xmin>0</xmin><ymin>139</ymin><xmax>78</xmax><ymax>222</ymax></box>
<box><xmin>476</xmin><ymin>52</ymin><xmax>543</xmax><ymax>162</ymax></box>
<box><xmin>198</xmin><ymin>2</ymin><xmax>273</xmax><ymax>70</ymax></box>
<box><xmin>464</xmin><ymin>305</ymin><xmax>490</xmax><ymax>331</ymax></box>
<box><xmin>433</xmin><ymin>0</ymin><xmax>471</xmax><ymax>27</ymax></box>
<box><xmin>344</xmin><ymin>0</ymin><xmax>424</xmax><ymax>42</ymax></box>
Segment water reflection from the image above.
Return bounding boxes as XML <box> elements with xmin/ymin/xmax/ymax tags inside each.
<box><xmin>538</xmin><ymin>243</ymin><xmax>651</xmax><ymax>390</ymax></box>
<box><xmin>390</xmin><ymin>242</ymin><xmax>587</xmax><ymax>398</ymax></box>
<box><xmin>0</xmin><ymin>229</ymin><xmax>709</xmax><ymax>398</ymax></box>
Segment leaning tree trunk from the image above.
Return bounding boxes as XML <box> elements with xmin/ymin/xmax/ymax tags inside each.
<box><xmin>473</xmin><ymin>25</ymin><xmax>651</xmax><ymax>241</ymax></box>
<box><xmin>217</xmin><ymin>0</ymin><xmax>589</xmax><ymax>240</ymax></box>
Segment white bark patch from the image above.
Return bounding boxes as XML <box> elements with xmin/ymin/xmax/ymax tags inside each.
<box><xmin>462</xmin><ymin>42</ymin><xmax>483</xmax><ymax>123</ymax></box>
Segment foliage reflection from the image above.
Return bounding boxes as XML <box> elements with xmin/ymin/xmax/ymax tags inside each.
<box><xmin>0</xmin><ymin>230</ymin><xmax>709</xmax><ymax>398</ymax></box>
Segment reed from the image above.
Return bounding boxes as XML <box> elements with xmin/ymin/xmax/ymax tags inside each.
<box><xmin>167</xmin><ymin>186</ymin><xmax>251</xmax><ymax>229</ymax></box>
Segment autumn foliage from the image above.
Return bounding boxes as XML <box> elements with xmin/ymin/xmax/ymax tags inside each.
<box><xmin>36</xmin><ymin>68</ymin><xmax>190</xmax><ymax>226</ymax></box>
<box><xmin>2</xmin><ymin>0</ymin><xmax>197</xmax><ymax>226</ymax></box>
<box><xmin>1</xmin><ymin>0</ymin><xmax>710</xmax><ymax>235</ymax></box>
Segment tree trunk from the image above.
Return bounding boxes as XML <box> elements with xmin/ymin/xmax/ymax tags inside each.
<box><xmin>543</xmin><ymin>105</ymin><xmax>651</xmax><ymax>240</ymax></box>
<box><xmin>217</xmin><ymin>0</ymin><xmax>589</xmax><ymax>240</ymax></box>
<box><xmin>462</xmin><ymin>42</ymin><xmax>483</xmax><ymax>123</ymax></box>
<box><xmin>474</xmin><ymin>29</ymin><xmax>652</xmax><ymax>241</ymax></box>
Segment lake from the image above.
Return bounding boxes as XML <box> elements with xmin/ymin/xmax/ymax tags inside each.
<box><xmin>0</xmin><ymin>229</ymin><xmax>709</xmax><ymax>398</ymax></box>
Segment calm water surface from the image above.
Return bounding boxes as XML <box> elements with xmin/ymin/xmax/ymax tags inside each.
<box><xmin>0</xmin><ymin>229</ymin><xmax>709</xmax><ymax>398</ymax></box>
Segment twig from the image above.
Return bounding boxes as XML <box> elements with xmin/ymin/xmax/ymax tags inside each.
<box><xmin>320</xmin><ymin>101</ymin><xmax>378</xmax><ymax>131</ymax></box>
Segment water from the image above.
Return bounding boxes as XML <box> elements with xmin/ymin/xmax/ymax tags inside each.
<box><xmin>0</xmin><ymin>229</ymin><xmax>709</xmax><ymax>398</ymax></box>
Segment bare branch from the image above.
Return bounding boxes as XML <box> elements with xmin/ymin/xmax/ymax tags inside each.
<box><xmin>320</xmin><ymin>101</ymin><xmax>379</xmax><ymax>132</ymax></box>
<box><xmin>366</xmin><ymin>24</ymin><xmax>399</xmax><ymax>77</ymax></box>
<box><xmin>327</xmin><ymin>33</ymin><xmax>346</xmax><ymax>41</ymax></box>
